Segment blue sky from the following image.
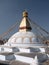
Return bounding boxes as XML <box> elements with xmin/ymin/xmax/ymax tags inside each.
<box><xmin>0</xmin><ymin>0</ymin><xmax>49</xmax><ymax>37</ymax></box>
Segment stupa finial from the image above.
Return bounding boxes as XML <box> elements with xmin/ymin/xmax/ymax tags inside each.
<box><xmin>19</xmin><ymin>10</ymin><xmax>32</xmax><ymax>32</ymax></box>
<box><xmin>23</xmin><ymin>10</ymin><xmax>28</xmax><ymax>17</ymax></box>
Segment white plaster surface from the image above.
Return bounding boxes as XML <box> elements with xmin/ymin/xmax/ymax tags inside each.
<box><xmin>19</xmin><ymin>48</ymin><xmax>30</xmax><ymax>53</ymax></box>
<box><xmin>0</xmin><ymin>54</ymin><xmax>15</xmax><ymax>61</ymax></box>
<box><xmin>14</xmin><ymin>54</ymin><xmax>33</xmax><ymax>63</ymax></box>
<box><xmin>0</xmin><ymin>55</ymin><xmax>5</xmax><ymax>61</ymax></box>
<box><xmin>30</xmin><ymin>56</ymin><xmax>39</xmax><ymax>65</ymax></box>
<box><xmin>0</xmin><ymin>47</ymin><xmax>12</xmax><ymax>52</ymax></box>
<box><xmin>8</xmin><ymin>32</ymin><xmax>42</xmax><ymax>44</ymax></box>
<box><xmin>39</xmin><ymin>48</ymin><xmax>45</xmax><ymax>52</ymax></box>
<box><xmin>4</xmin><ymin>43</ymin><xmax>47</xmax><ymax>48</ymax></box>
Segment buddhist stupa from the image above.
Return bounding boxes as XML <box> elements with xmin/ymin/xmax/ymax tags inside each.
<box><xmin>5</xmin><ymin>11</ymin><xmax>46</xmax><ymax>47</ymax></box>
<box><xmin>0</xmin><ymin>11</ymin><xmax>49</xmax><ymax>65</ymax></box>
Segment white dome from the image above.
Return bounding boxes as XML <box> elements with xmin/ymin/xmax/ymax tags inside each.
<box><xmin>7</xmin><ymin>11</ymin><xmax>43</xmax><ymax>45</ymax></box>
<box><xmin>8</xmin><ymin>32</ymin><xmax>41</xmax><ymax>44</ymax></box>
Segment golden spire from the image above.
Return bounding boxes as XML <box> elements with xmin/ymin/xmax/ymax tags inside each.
<box><xmin>19</xmin><ymin>10</ymin><xmax>32</xmax><ymax>32</ymax></box>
